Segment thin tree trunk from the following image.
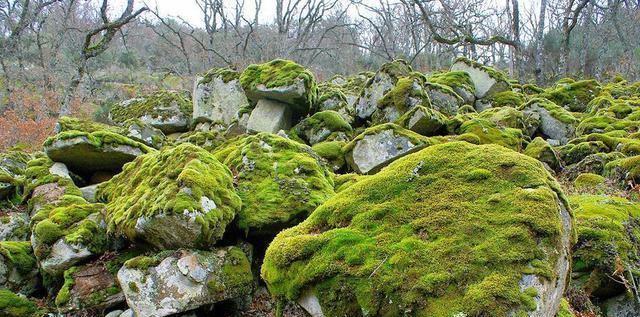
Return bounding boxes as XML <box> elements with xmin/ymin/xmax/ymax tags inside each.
<box><xmin>534</xmin><ymin>0</ymin><xmax>547</xmax><ymax>84</ymax></box>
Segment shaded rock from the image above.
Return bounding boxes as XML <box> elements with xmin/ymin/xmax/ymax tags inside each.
<box><xmin>395</xmin><ymin>106</ymin><xmax>446</xmax><ymax>136</ymax></box>
<box><xmin>425</xmin><ymin>82</ymin><xmax>464</xmax><ymax>116</ymax></box>
<box><xmin>80</xmin><ymin>184</ymin><xmax>98</xmax><ymax>203</ymax></box>
<box><xmin>0</xmin><ymin>241</ymin><xmax>40</xmax><ymax>295</ymax></box>
<box><xmin>520</xmin><ymin>98</ymin><xmax>577</xmax><ymax>145</ymax></box>
<box><xmin>0</xmin><ymin>149</ymin><xmax>30</xmax><ymax>200</ymax></box>
<box><xmin>123</xmin><ymin>119</ymin><xmax>166</xmax><ymax>149</ymax></box>
<box><xmin>55</xmin><ymin>259</ymin><xmax>126</xmax><ymax>312</ymax></box>
<box><xmin>44</xmin><ymin>131</ymin><xmax>152</xmax><ymax>175</ymax></box>
<box><xmin>428</xmin><ymin>71</ymin><xmax>476</xmax><ymax>105</ymax></box>
<box><xmin>110</xmin><ymin>91</ymin><xmax>192</xmax><ymax>134</ymax></box>
<box><xmin>355</xmin><ymin>60</ymin><xmax>412</xmax><ymax>120</ymax></box>
<box><xmin>371</xmin><ymin>73</ymin><xmax>429</xmax><ymax>124</ymax></box>
<box><xmin>0</xmin><ymin>212</ymin><xmax>29</xmax><ymax>241</ymax></box>
<box><xmin>311</xmin><ymin>141</ymin><xmax>347</xmax><ymax>172</ymax></box>
<box><xmin>605</xmin><ymin>155</ymin><xmax>640</xmax><ymax>187</ymax></box>
<box><xmin>240</xmin><ymin>59</ymin><xmax>316</xmax><ymax>117</ymax></box>
<box><xmin>291</xmin><ymin>110</ymin><xmax>352</xmax><ymax>145</ymax></box>
<box><xmin>246</xmin><ymin>99</ymin><xmax>292</xmax><ymax>134</ymax></box>
<box><xmin>564</xmin><ymin>152</ymin><xmax>625</xmax><ymax>180</ymax></box>
<box><xmin>603</xmin><ymin>293</ymin><xmax>640</xmax><ymax>317</ymax></box>
<box><xmin>213</xmin><ymin>133</ymin><xmax>334</xmax><ymax>238</ymax></box>
<box><xmin>451</xmin><ymin>57</ymin><xmax>510</xmax><ymax>98</ymax></box>
<box><xmin>344</xmin><ymin>123</ymin><xmax>435</xmax><ymax>174</ymax></box>
<box><xmin>97</xmin><ymin>144</ymin><xmax>241</xmax><ymax>249</ymax></box>
<box><xmin>193</xmin><ymin>67</ymin><xmax>249</xmax><ymax>125</ymax></box>
<box><xmin>117</xmin><ymin>247</ymin><xmax>254</xmax><ymax>317</ymax></box>
<box><xmin>263</xmin><ymin>142</ymin><xmax>572</xmax><ymax>317</ymax></box>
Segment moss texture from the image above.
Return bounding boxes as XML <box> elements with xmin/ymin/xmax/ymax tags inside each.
<box><xmin>342</xmin><ymin>123</ymin><xmax>433</xmax><ymax>154</ymax></box>
<box><xmin>523</xmin><ymin>137</ymin><xmax>561</xmax><ymax>171</ymax></box>
<box><xmin>97</xmin><ymin>143</ymin><xmax>241</xmax><ymax>246</ymax></box>
<box><xmin>519</xmin><ymin>98</ymin><xmax>578</xmax><ymax>125</ymax></box>
<box><xmin>199</xmin><ymin>67</ymin><xmax>240</xmax><ymax>84</ymax></box>
<box><xmin>175</xmin><ymin>130</ymin><xmax>227</xmax><ymax>151</ymax></box>
<box><xmin>573</xmin><ymin>173</ymin><xmax>605</xmax><ymax>189</ymax></box>
<box><xmin>262</xmin><ymin>141</ymin><xmax>570</xmax><ymax>317</ymax></box>
<box><xmin>21</xmin><ymin>154</ymin><xmax>82</xmax><ymax>201</ymax></box>
<box><xmin>427</xmin><ymin>71</ymin><xmax>475</xmax><ymax>94</ymax></box>
<box><xmin>0</xmin><ymin>289</ymin><xmax>44</xmax><ymax>317</ymax></box>
<box><xmin>109</xmin><ymin>90</ymin><xmax>192</xmax><ymax>125</ymax></box>
<box><xmin>213</xmin><ymin>133</ymin><xmax>334</xmax><ymax>237</ymax></box>
<box><xmin>484</xmin><ymin>90</ymin><xmax>526</xmax><ymax>108</ymax></box>
<box><xmin>457</xmin><ymin>118</ymin><xmax>524</xmax><ymax>150</ymax></box>
<box><xmin>0</xmin><ymin>241</ymin><xmax>37</xmax><ymax>274</ymax></box>
<box><xmin>291</xmin><ymin>110</ymin><xmax>352</xmax><ymax>144</ymax></box>
<box><xmin>540</xmin><ymin>79</ymin><xmax>600</xmax><ymax>112</ymax></box>
<box><xmin>455</xmin><ymin>57</ymin><xmax>510</xmax><ymax>83</ymax></box>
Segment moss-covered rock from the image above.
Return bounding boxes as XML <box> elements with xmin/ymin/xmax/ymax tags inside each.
<box><xmin>480</xmin><ymin>90</ymin><xmax>526</xmax><ymax>109</ymax></box>
<box><xmin>569</xmin><ymin>195</ymin><xmax>639</xmax><ymax>299</ymax></box>
<box><xmin>604</xmin><ymin>155</ymin><xmax>640</xmax><ymax>186</ymax></box>
<box><xmin>193</xmin><ymin>67</ymin><xmax>250</xmax><ymax>126</ymax></box>
<box><xmin>240</xmin><ymin>59</ymin><xmax>316</xmax><ymax>117</ymax></box>
<box><xmin>524</xmin><ymin>137</ymin><xmax>562</xmax><ymax>171</ymax></box>
<box><xmin>117</xmin><ymin>247</ymin><xmax>254</xmax><ymax>317</ymax></box>
<box><xmin>451</xmin><ymin>57</ymin><xmax>510</xmax><ymax>98</ymax></box>
<box><xmin>457</xmin><ymin>118</ymin><xmax>524</xmax><ymax>151</ymax></box>
<box><xmin>573</xmin><ymin>173</ymin><xmax>606</xmax><ymax>189</ymax></box>
<box><xmin>0</xmin><ymin>241</ymin><xmax>39</xmax><ymax>295</ymax></box>
<box><xmin>559</xmin><ymin>141</ymin><xmax>610</xmax><ymax>166</ymax></box>
<box><xmin>372</xmin><ymin>72</ymin><xmax>432</xmax><ymax>123</ymax></box>
<box><xmin>395</xmin><ymin>105</ymin><xmax>447</xmax><ymax>136</ymax></box>
<box><xmin>262</xmin><ymin>141</ymin><xmax>572</xmax><ymax>317</ymax></box>
<box><xmin>291</xmin><ymin>110</ymin><xmax>352</xmax><ymax>145</ymax></box>
<box><xmin>0</xmin><ymin>289</ymin><xmax>45</xmax><ymax>317</ymax></box>
<box><xmin>0</xmin><ymin>148</ymin><xmax>31</xmax><ymax>200</ymax></box>
<box><xmin>312</xmin><ymin>141</ymin><xmax>347</xmax><ymax>172</ymax></box>
<box><xmin>109</xmin><ymin>90</ymin><xmax>192</xmax><ymax>134</ymax></box>
<box><xmin>97</xmin><ymin>143</ymin><xmax>241</xmax><ymax>249</ymax></box>
<box><xmin>427</xmin><ymin>70</ymin><xmax>476</xmax><ymax>104</ymax></box>
<box><xmin>213</xmin><ymin>133</ymin><xmax>334</xmax><ymax>238</ymax></box>
<box><xmin>174</xmin><ymin>130</ymin><xmax>226</xmax><ymax>151</ymax></box>
<box><xmin>540</xmin><ymin>79</ymin><xmax>600</xmax><ymax>112</ymax></box>
<box><xmin>355</xmin><ymin>60</ymin><xmax>412</xmax><ymax>120</ymax></box>
<box><xmin>564</xmin><ymin>152</ymin><xmax>626</xmax><ymax>181</ymax></box>
<box><xmin>520</xmin><ymin>98</ymin><xmax>577</xmax><ymax>144</ymax></box>
<box><xmin>424</xmin><ymin>81</ymin><xmax>464</xmax><ymax>116</ymax></box>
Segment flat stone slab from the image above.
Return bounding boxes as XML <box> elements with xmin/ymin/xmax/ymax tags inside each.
<box><xmin>246</xmin><ymin>99</ymin><xmax>292</xmax><ymax>134</ymax></box>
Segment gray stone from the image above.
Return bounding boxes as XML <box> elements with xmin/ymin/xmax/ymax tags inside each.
<box><xmin>522</xmin><ymin>103</ymin><xmax>575</xmax><ymax>145</ymax></box>
<box><xmin>0</xmin><ymin>212</ymin><xmax>30</xmax><ymax>241</ymax></box>
<box><xmin>38</xmin><ymin>238</ymin><xmax>93</xmax><ymax>275</ymax></box>
<box><xmin>48</xmin><ymin>162</ymin><xmax>71</xmax><ymax>179</ymax></box>
<box><xmin>105</xmin><ymin>310</ymin><xmax>123</xmax><ymax>317</ymax></box>
<box><xmin>125</xmin><ymin>120</ymin><xmax>165</xmax><ymax>149</ymax></box>
<box><xmin>45</xmin><ymin>136</ymin><xmax>146</xmax><ymax>174</ymax></box>
<box><xmin>246</xmin><ymin>99</ymin><xmax>292</xmax><ymax>134</ymax></box>
<box><xmin>80</xmin><ymin>184</ymin><xmax>98</xmax><ymax>203</ymax></box>
<box><xmin>0</xmin><ymin>242</ymin><xmax>39</xmax><ymax>295</ymax></box>
<box><xmin>192</xmin><ymin>76</ymin><xmax>249</xmax><ymax>126</ymax></box>
<box><xmin>119</xmin><ymin>309</ymin><xmax>135</xmax><ymax>317</ymax></box>
<box><xmin>133</xmin><ymin>210</ymin><xmax>205</xmax><ymax>250</ymax></box>
<box><xmin>345</xmin><ymin>127</ymin><xmax>429</xmax><ymax>174</ymax></box>
<box><xmin>117</xmin><ymin>247</ymin><xmax>254</xmax><ymax>317</ymax></box>
<box><xmin>398</xmin><ymin>106</ymin><xmax>446</xmax><ymax>136</ymax></box>
<box><xmin>604</xmin><ymin>294</ymin><xmax>640</xmax><ymax>317</ymax></box>
<box><xmin>426</xmin><ymin>85</ymin><xmax>463</xmax><ymax>116</ymax></box>
<box><xmin>451</xmin><ymin>60</ymin><xmax>509</xmax><ymax>98</ymax></box>
<box><xmin>244</xmin><ymin>77</ymin><xmax>309</xmax><ymax>111</ymax></box>
<box><xmin>355</xmin><ymin>72</ymin><xmax>395</xmax><ymax>120</ymax></box>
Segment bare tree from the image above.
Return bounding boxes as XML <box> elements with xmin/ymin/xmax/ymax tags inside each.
<box><xmin>534</xmin><ymin>0</ymin><xmax>548</xmax><ymax>83</ymax></box>
<box><xmin>560</xmin><ymin>0</ymin><xmax>591</xmax><ymax>75</ymax></box>
<box><xmin>59</xmin><ymin>0</ymin><xmax>147</xmax><ymax>115</ymax></box>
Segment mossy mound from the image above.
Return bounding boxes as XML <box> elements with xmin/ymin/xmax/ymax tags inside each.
<box><xmin>55</xmin><ymin>116</ymin><xmax>123</xmax><ymax>134</ymax></box>
<box><xmin>312</xmin><ymin>141</ymin><xmax>347</xmax><ymax>172</ymax></box>
<box><xmin>604</xmin><ymin>155</ymin><xmax>640</xmax><ymax>186</ymax></box>
<box><xmin>262</xmin><ymin>141</ymin><xmax>571</xmax><ymax>316</ymax></box>
<box><xmin>427</xmin><ymin>70</ymin><xmax>475</xmax><ymax>95</ymax></box>
<box><xmin>0</xmin><ymin>289</ymin><xmax>45</xmax><ymax>317</ymax></box>
<box><xmin>213</xmin><ymin>133</ymin><xmax>334</xmax><ymax>238</ymax></box>
<box><xmin>372</xmin><ymin>72</ymin><xmax>431</xmax><ymax>123</ymax></box>
<box><xmin>573</xmin><ymin>173</ymin><xmax>606</xmax><ymax>189</ymax></box>
<box><xmin>457</xmin><ymin>118</ymin><xmax>524</xmax><ymax>150</ymax></box>
<box><xmin>540</xmin><ymin>79</ymin><xmax>601</xmax><ymax>112</ymax></box>
<box><xmin>240</xmin><ymin>59</ymin><xmax>317</xmax><ymax>116</ymax></box>
<box><xmin>291</xmin><ymin>110</ymin><xmax>352</xmax><ymax>145</ymax></box>
<box><xmin>97</xmin><ymin>143</ymin><xmax>241</xmax><ymax>249</ymax></box>
<box><xmin>524</xmin><ymin>137</ymin><xmax>562</xmax><ymax>171</ymax></box>
<box><xmin>569</xmin><ymin>195</ymin><xmax>640</xmax><ymax>299</ymax></box>
<box><xmin>559</xmin><ymin>141</ymin><xmax>610</xmax><ymax>166</ymax></box>
<box><xmin>174</xmin><ymin>130</ymin><xmax>226</xmax><ymax>151</ymax></box>
<box><xmin>483</xmin><ymin>90</ymin><xmax>526</xmax><ymax>108</ymax></box>
<box><xmin>109</xmin><ymin>90</ymin><xmax>192</xmax><ymax>133</ymax></box>
<box><xmin>199</xmin><ymin>67</ymin><xmax>240</xmax><ymax>85</ymax></box>
<box><xmin>21</xmin><ymin>154</ymin><xmax>81</xmax><ymax>201</ymax></box>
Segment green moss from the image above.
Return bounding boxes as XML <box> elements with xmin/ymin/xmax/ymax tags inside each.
<box><xmin>521</xmin><ymin>84</ymin><xmax>545</xmax><ymax>95</ymax></box>
<box><xmin>124</xmin><ymin>255</ymin><xmax>162</xmax><ymax>271</ymax></box>
<box><xmin>175</xmin><ymin>131</ymin><xmax>226</xmax><ymax>151</ymax></box>
<box><xmin>292</xmin><ymin>110</ymin><xmax>352</xmax><ymax>144</ymax></box>
<box><xmin>213</xmin><ymin>133</ymin><xmax>334</xmax><ymax>237</ymax></box>
<box><xmin>221</xmin><ymin>247</ymin><xmax>254</xmax><ymax>291</ymax></box>
<box><xmin>454</xmin><ymin>57</ymin><xmax>510</xmax><ymax>83</ymax></box>
<box><xmin>56</xmin><ymin>116</ymin><xmax>123</xmax><ymax>134</ymax></box>
<box><xmin>523</xmin><ymin>137</ymin><xmax>561</xmax><ymax>171</ymax></box>
<box><xmin>559</xmin><ymin>141</ymin><xmax>609</xmax><ymax>165</ymax></box>
<box><xmin>199</xmin><ymin>67</ymin><xmax>240</xmax><ymax>84</ymax></box>
<box><xmin>129</xmin><ymin>281</ymin><xmax>139</xmax><ymax>292</ymax></box>
<box><xmin>605</xmin><ymin>155</ymin><xmax>640</xmax><ymax>184</ymax></box>
<box><xmin>109</xmin><ymin>90</ymin><xmax>192</xmax><ymax>124</ymax></box>
<box><xmin>97</xmin><ymin>143</ymin><xmax>241</xmax><ymax>246</ymax></box>
<box><xmin>484</xmin><ymin>90</ymin><xmax>526</xmax><ymax>108</ymax></box>
<box><xmin>262</xmin><ymin>141</ymin><xmax>570</xmax><ymax>316</ymax></box>
<box><xmin>240</xmin><ymin>59</ymin><xmax>317</xmax><ymax>114</ymax></box>
<box><xmin>21</xmin><ymin>154</ymin><xmax>80</xmax><ymax>200</ymax></box>
<box><xmin>539</xmin><ymin>79</ymin><xmax>600</xmax><ymax>111</ymax></box>
<box><xmin>458</xmin><ymin>118</ymin><xmax>524</xmax><ymax>150</ymax></box>
<box><xmin>573</xmin><ymin>173</ymin><xmax>605</xmax><ymax>189</ymax></box>
<box><xmin>519</xmin><ymin>98</ymin><xmax>578</xmax><ymax>124</ymax></box>
<box><xmin>427</xmin><ymin>71</ymin><xmax>475</xmax><ymax>94</ymax></box>
<box><xmin>0</xmin><ymin>289</ymin><xmax>43</xmax><ymax>317</ymax></box>
<box><xmin>0</xmin><ymin>241</ymin><xmax>36</xmax><ymax>273</ymax></box>
<box><xmin>395</xmin><ymin>106</ymin><xmax>447</xmax><ymax>136</ymax></box>
<box><xmin>343</xmin><ymin>123</ymin><xmax>433</xmax><ymax>154</ymax></box>
<box><xmin>55</xmin><ymin>266</ymin><xmax>78</xmax><ymax>306</ymax></box>
<box><xmin>556</xmin><ymin>298</ymin><xmax>575</xmax><ymax>317</ymax></box>
<box><xmin>312</xmin><ymin>141</ymin><xmax>346</xmax><ymax>171</ymax></box>
<box><xmin>376</xmin><ymin>73</ymin><xmax>431</xmax><ymax>119</ymax></box>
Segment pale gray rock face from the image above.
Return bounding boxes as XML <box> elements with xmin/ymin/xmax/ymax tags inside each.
<box><xmin>604</xmin><ymin>294</ymin><xmax>640</xmax><ymax>317</ymax></box>
<box><xmin>451</xmin><ymin>61</ymin><xmax>509</xmax><ymax>98</ymax></box>
<box><xmin>297</xmin><ymin>290</ymin><xmax>325</xmax><ymax>317</ymax></box>
<box><xmin>355</xmin><ymin>72</ymin><xmax>394</xmax><ymax>120</ymax></box>
<box><xmin>192</xmin><ymin>76</ymin><xmax>249</xmax><ymax>126</ymax></box>
<box><xmin>133</xmin><ymin>211</ymin><xmax>205</xmax><ymax>250</ymax></box>
<box><xmin>117</xmin><ymin>247</ymin><xmax>254</xmax><ymax>317</ymax></box>
<box><xmin>48</xmin><ymin>162</ymin><xmax>71</xmax><ymax>179</ymax></box>
<box><xmin>105</xmin><ymin>310</ymin><xmax>123</xmax><ymax>317</ymax></box>
<box><xmin>138</xmin><ymin>102</ymin><xmax>190</xmax><ymax>134</ymax></box>
<box><xmin>125</xmin><ymin>121</ymin><xmax>165</xmax><ymax>149</ymax></box>
<box><xmin>244</xmin><ymin>78</ymin><xmax>309</xmax><ymax>111</ymax></box>
<box><xmin>400</xmin><ymin>107</ymin><xmax>445</xmax><ymax>136</ymax></box>
<box><xmin>45</xmin><ymin>136</ymin><xmax>145</xmax><ymax>174</ymax></box>
<box><xmin>522</xmin><ymin>103</ymin><xmax>575</xmax><ymax>145</ymax></box>
<box><xmin>0</xmin><ymin>212</ymin><xmax>29</xmax><ymax>241</ymax></box>
<box><xmin>80</xmin><ymin>184</ymin><xmax>99</xmax><ymax>203</ymax></box>
<box><xmin>453</xmin><ymin>86</ymin><xmax>476</xmax><ymax>105</ymax></box>
<box><xmin>246</xmin><ymin>99</ymin><xmax>292</xmax><ymax>134</ymax></box>
<box><xmin>426</xmin><ymin>86</ymin><xmax>463</xmax><ymax>116</ymax></box>
<box><xmin>37</xmin><ymin>238</ymin><xmax>93</xmax><ymax>275</ymax></box>
<box><xmin>345</xmin><ymin>129</ymin><xmax>428</xmax><ymax>174</ymax></box>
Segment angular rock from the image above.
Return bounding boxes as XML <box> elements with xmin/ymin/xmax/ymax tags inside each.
<box><xmin>213</xmin><ymin>133</ymin><xmax>334</xmax><ymax>238</ymax></box>
<box><xmin>123</xmin><ymin>119</ymin><xmax>166</xmax><ymax>149</ymax></box>
<box><xmin>110</xmin><ymin>91</ymin><xmax>192</xmax><ymax>134</ymax></box>
<box><xmin>97</xmin><ymin>144</ymin><xmax>241</xmax><ymax>249</ymax></box>
<box><xmin>344</xmin><ymin>123</ymin><xmax>435</xmax><ymax>174</ymax></box>
<box><xmin>451</xmin><ymin>57</ymin><xmax>510</xmax><ymax>98</ymax></box>
<box><xmin>193</xmin><ymin>67</ymin><xmax>250</xmax><ymax>125</ymax></box>
<box><xmin>291</xmin><ymin>110</ymin><xmax>352</xmax><ymax>145</ymax></box>
<box><xmin>524</xmin><ymin>137</ymin><xmax>562</xmax><ymax>171</ymax></box>
<box><xmin>520</xmin><ymin>98</ymin><xmax>577</xmax><ymax>145</ymax></box>
<box><xmin>118</xmin><ymin>247</ymin><xmax>254</xmax><ymax>317</ymax></box>
<box><xmin>44</xmin><ymin>130</ymin><xmax>152</xmax><ymax>175</ymax></box>
<box><xmin>0</xmin><ymin>241</ymin><xmax>39</xmax><ymax>295</ymax></box>
<box><xmin>427</xmin><ymin>70</ymin><xmax>476</xmax><ymax>105</ymax></box>
<box><xmin>263</xmin><ymin>142</ymin><xmax>572</xmax><ymax>317</ymax></box>
<box><xmin>355</xmin><ymin>60</ymin><xmax>412</xmax><ymax>120</ymax></box>
<box><xmin>240</xmin><ymin>59</ymin><xmax>316</xmax><ymax>116</ymax></box>
<box><xmin>425</xmin><ymin>82</ymin><xmax>464</xmax><ymax>116</ymax></box>
<box><xmin>0</xmin><ymin>212</ymin><xmax>30</xmax><ymax>241</ymax></box>
<box><xmin>371</xmin><ymin>73</ymin><xmax>430</xmax><ymax>124</ymax></box>
<box><xmin>396</xmin><ymin>106</ymin><xmax>446</xmax><ymax>136</ymax></box>
<box><xmin>604</xmin><ymin>294</ymin><xmax>640</xmax><ymax>317</ymax></box>
<box><xmin>246</xmin><ymin>99</ymin><xmax>292</xmax><ymax>134</ymax></box>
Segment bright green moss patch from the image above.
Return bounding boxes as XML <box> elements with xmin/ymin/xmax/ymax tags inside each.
<box><xmin>21</xmin><ymin>154</ymin><xmax>81</xmax><ymax>200</ymax></box>
<box><xmin>376</xmin><ymin>73</ymin><xmax>431</xmax><ymax>119</ymax></box>
<box><xmin>458</xmin><ymin>118</ymin><xmax>524</xmax><ymax>150</ymax></box>
<box><xmin>199</xmin><ymin>67</ymin><xmax>240</xmax><ymax>84</ymax></box>
<box><xmin>240</xmin><ymin>59</ymin><xmax>317</xmax><ymax>113</ymax></box>
<box><xmin>540</xmin><ymin>79</ymin><xmax>600</xmax><ymax>112</ymax></box>
<box><xmin>175</xmin><ymin>130</ymin><xmax>226</xmax><ymax>151</ymax></box>
<box><xmin>0</xmin><ymin>241</ymin><xmax>36</xmax><ymax>273</ymax></box>
<box><xmin>519</xmin><ymin>98</ymin><xmax>578</xmax><ymax>125</ymax></box>
<box><xmin>0</xmin><ymin>289</ymin><xmax>44</xmax><ymax>317</ymax></box>
<box><xmin>484</xmin><ymin>90</ymin><xmax>526</xmax><ymax>108</ymax></box>
<box><xmin>97</xmin><ymin>143</ymin><xmax>241</xmax><ymax>246</ymax></box>
<box><xmin>55</xmin><ymin>266</ymin><xmax>78</xmax><ymax>306</ymax></box>
<box><xmin>342</xmin><ymin>123</ymin><xmax>432</xmax><ymax>154</ymax></box>
<box><xmin>427</xmin><ymin>70</ymin><xmax>475</xmax><ymax>94</ymax></box>
<box><xmin>524</xmin><ymin>137</ymin><xmax>561</xmax><ymax>170</ymax></box>
<box><xmin>109</xmin><ymin>90</ymin><xmax>192</xmax><ymax>124</ymax></box>
<box><xmin>213</xmin><ymin>133</ymin><xmax>334</xmax><ymax>237</ymax></box>
<box><xmin>574</xmin><ymin>173</ymin><xmax>605</xmax><ymax>189</ymax></box>
<box><xmin>291</xmin><ymin>110</ymin><xmax>352</xmax><ymax>144</ymax></box>
<box><xmin>56</xmin><ymin>116</ymin><xmax>123</xmax><ymax>134</ymax></box>
<box><xmin>262</xmin><ymin>141</ymin><xmax>570</xmax><ymax>316</ymax></box>
<box><xmin>605</xmin><ymin>154</ymin><xmax>640</xmax><ymax>185</ymax></box>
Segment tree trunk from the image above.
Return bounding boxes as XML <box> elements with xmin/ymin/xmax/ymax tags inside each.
<box><xmin>534</xmin><ymin>0</ymin><xmax>548</xmax><ymax>84</ymax></box>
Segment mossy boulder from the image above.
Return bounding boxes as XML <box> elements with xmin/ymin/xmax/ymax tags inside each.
<box><xmin>479</xmin><ymin>90</ymin><xmax>526</xmax><ymax>110</ymax></box>
<box><xmin>262</xmin><ymin>142</ymin><xmax>572</xmax><ymax>317</ymax></box>
<box><xmin>355</xmin><ymin>60</ymin><xmax>412</xmax><ymax>120</ymax></box>
<box><xmin>457</xmin><ymin>118</ymin><xmax>524</xmax><ymax>151</ymax></box>
<box><xmin>213</xmin><ymin>133</ymin><xmax>334</xmax><ymax>238</ymax></box>
<box><xmin>121</xmin><ymin>119</ymin><xmax>166</xmax><ymax>149</ymax></box>
<box><xmin>344</xmin><ymin>123</ymin><xmax>437</xmax><ymax>174</ymax></box>
<box><xmin>109</xmin><ymin>90</ymin><xmax>192</xmax><ymax>134</ymax></box>
<box><xmin>604</xmin><ymin>155</ymin><xmax>640</xmax><ymax>186</ymax></box>
<box><xmin>427</xmin><ymin>70</ymin><xmax>476</xmax><ymax>105</ymax></box>
<box><xmin>97</xmin><ymin>143</ymin><xmax>241</xmax><ymax>249</ymax></box>
<box><xmin>0</xmin><ymin>148</ymin><xmax>31</xmax><ymax>200</ymax></box>
<box><xmin>312</xmin><ymin>141</ymin><xmax>347</xmax><ymax>172</ymax></box>
<box><xmin>117</xmin><ymin>247</ymin><xmax>254</xmax><ymax>317</ymax></box>
<box><xmin>0</xmin><ymin>241</ymin><xmax>40</xmax><ymax>295</ymax></box>
<box><xmin>573</xmin><ymin>173</ymin><xmax>606</xmax><ymax>189</ymax></box>
<box><xmin>424</xmin><ymin>81</ymin><xmax>464</xmax><ymax>116</ymax></box>
<box><xmin>30</xmin><ymin>199</ymin><xmax>107</xmax><ymax>275</ymax></box>
<box><xmin>559</xmin><ymin>141</ymin><xmax>610</xmax><ymax>166</ymax></box>
<box><xmin>291</xmin><ymin>110</ymin><xmax>352</xmax><ymax>145</ymax></box>
<box><xmin>477</xmin><ymin>107</ymin><xmax>535</xmax><ymax>133</ymax></box>
<box><xmin>174</xmin><ymin>130</ymin><xmax>226</xmax><ymax>151</ymax></box>
<box><xmin>395</xmin><ymin>105</ymin><xmax>447</xmax><ymax>136</ymax></box>
<box><xmin>569</xmin><ymin>195</ymin><xmax>639</xmax><ymax>300</ymax></box>
<box><xmin>371</xmin><ymin>72</ymin><xmax>431</xmax><ymax>123</ymax></box>
<box><xmin>520</xmin><ymin>98</ymin><xmax>577</xmax><ymax>145</ymax></box>
<box><xmin>240</xmin><ymin>59</ymin><xmax>317</xmax><ymax>117</ymax></box>
<box><xmin>450</xmin><ymin>57</ymin><xmax>510</xmax><ymax>98</ymax></box>
<box><xmin>564</xmin><ymin>152</ymin><xmax>626</xmax><ymax>181</ymax></box>
<box><xmin>44</xmin><ymin>129</ymin><xmax>153</xmax><ymax>176</ymax></box>
<box><xmin>524</xmin><ymin>137</ymin><xmax>562</xmax><ymax>171</ymax></box>
<box><xmin>193</xmin><ymin>67</ymin><xmax>249</xmax><ymax>126</ymax></box>
<box><xmin>540</xmin><ymin>79</ymin><xmax>600</xmax><ymax>112</ymax></box>
<box><xmin>0</xmin><ymin>289</ymin><xmax>45</xmax><ymax>317</ymax></box>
